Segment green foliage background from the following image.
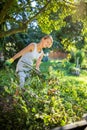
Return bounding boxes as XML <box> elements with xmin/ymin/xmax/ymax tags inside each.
<box><xmin>0</xmin><ymin>0</ymin><xmax>87</xmax><ymax>129</ymax></box>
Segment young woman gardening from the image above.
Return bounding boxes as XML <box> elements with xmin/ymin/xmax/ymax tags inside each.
<box><xmin>5</xmin><ymin>35</ymin><xmax>53</xmax><ymax>87</ymax></box>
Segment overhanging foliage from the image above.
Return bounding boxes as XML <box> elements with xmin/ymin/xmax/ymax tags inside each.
<box><xmin>0</xmin><ymin>0</ymin><xmax>86</xmax><ymax>38</ymax></box>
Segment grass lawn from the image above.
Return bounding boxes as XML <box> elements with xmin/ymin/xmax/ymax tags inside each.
<box><xmin>40</xmin><ymin>59</ymin><xmax>87</xmax><ymax>83</ymax></box>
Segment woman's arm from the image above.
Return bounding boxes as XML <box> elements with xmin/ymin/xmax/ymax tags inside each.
<box><xmin>12</xmin><ymin>43</ymin><xmax>34</xmax><ymax>60</ymax></box>
<box><xmin>5</xmin><ymin>43</ymin><xmax>35</xmax><ymax>65</ymax></box>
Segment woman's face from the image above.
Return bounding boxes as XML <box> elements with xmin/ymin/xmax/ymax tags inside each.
<box><xmin>42</xmin><ymin>38</ymin><xmax>52</xmax><ymax>48</ymax></box>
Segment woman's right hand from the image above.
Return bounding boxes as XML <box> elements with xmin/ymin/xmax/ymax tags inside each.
<box><xmin>5</xmin><ymin>58</ymin><xmax>14</xmax><ymax>66</ymax></box>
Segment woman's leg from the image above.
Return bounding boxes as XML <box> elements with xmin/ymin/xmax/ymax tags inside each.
<box><xmin>18</xmin><ymin>71</ymin><xmax>26</xmax><ymax>88</ymax></box>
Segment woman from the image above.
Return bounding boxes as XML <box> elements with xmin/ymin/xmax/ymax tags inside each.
<box><xmin>5</xmin><ymin>35</ymin><xmax>53</xmax><ymax>87</ymax></box>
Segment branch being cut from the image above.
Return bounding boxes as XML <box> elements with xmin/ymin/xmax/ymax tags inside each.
<box><xmin>0</xmin><ymin>0</ymin><xmax>51</xmax><ymax>38</ymax></box>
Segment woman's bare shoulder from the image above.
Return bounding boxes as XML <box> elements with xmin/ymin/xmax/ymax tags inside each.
<box><xmin>27</xmin><ymin>43</ymin><xmax>35</xmax><ymax>51</ymax></box>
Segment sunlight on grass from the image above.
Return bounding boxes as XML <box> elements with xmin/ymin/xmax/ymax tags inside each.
<box><xmin>76</xmin><ymin>77</ymin><xmax>87</xmax><ymax>83</ymax></box>
<box><xmin>62</xmin><ymin>74</ymin><xmax>87</xmax><ymax>86</ymax></box>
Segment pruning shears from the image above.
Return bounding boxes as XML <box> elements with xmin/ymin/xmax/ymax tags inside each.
<box><xmin>21</xmin><ymin>61</ymin><xmax>46</xmax><ymax>80</ymax></box>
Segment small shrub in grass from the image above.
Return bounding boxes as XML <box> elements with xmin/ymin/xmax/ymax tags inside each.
<box><xmin>69</xmin><ymin>51</ymin><xmax>75</xmax><ymax>63</ymax></box>
<box><xmin>65</xmin><ymin>62</ymin><xmax>75</xmax><ymax>69</ymax></box>
<box><xmin>81</xmin><ymin>60</ymin><xmax>87</xmax><ymax>69</ymax></box>
<box><xmin>69</xmin><ymin>66</ymin><xmax>80</xmax><ymax>76</ymax></box>
<box><xmin>75</xmin><ymin>50</ymin><xmax>85</xmax><ymax>67</ymax></box>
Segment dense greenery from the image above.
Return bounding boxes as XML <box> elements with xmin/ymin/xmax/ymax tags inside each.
<box><xmin>0</xmin><ymin>0</ymin><xmax>87</xmax><ymax>38</ymax></box>
<box><xmin>0</xmin><ymin>0</ymin><xmax>87</xmax><ymax>129</ymax></box>
<box><xmin>0</xmin><ymin>59</ymin><xmax>87</xmax><ymax>130</ymax></box>
<box><xmin>52</xmin><ymin>18</ymin><xmax>85</xmax><ymax>51</ymax></box>
<box><xmin>0</xmin><ymin>0</ymin><xmax>87</xmax><ymax>60</ymax></box>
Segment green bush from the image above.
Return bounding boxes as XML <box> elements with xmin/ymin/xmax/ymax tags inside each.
<box><xmin>69</xmin><ymin>66</ymin><xmax>80</xmax><ymax>76</ymax></box>
<box><xmin>0</xmin><ymin>61</ymin><xmax>87</xmax><ymax>130</ymax></box>
<box><xmin>69</xmin><ymin>51</ymin><xmax>75</xmax><ymax>63</ymax></box>
<box><xmin>81</xmin><ymin>60</ymin><xmax>87</xmax><ymax>69</ymax></box>
<box><xmin>75</xmin><ymin>50</ymin><xmax>85</xmax><ymax>67</ymax></box>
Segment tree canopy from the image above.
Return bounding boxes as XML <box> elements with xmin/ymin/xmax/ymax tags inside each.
<box><xmin>0</xmin><ymin>0</ymin><xmax>87</xmax><ymax>38</ymax></box>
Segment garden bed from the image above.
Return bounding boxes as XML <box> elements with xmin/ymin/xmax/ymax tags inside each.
<box><xmin>0</xmin><ymin>60</ymin><xmax>87</xmax><ymax>130</ymax></box>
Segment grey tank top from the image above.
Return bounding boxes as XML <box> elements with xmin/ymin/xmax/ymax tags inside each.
<box><xmin>16</xmin><ymin>43</ymin><xmax>43</xmax><ymax>72</ymax></box>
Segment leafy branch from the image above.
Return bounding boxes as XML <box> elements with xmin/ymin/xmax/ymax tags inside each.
<box><xmin>0</xmin><ymin>0</ymin><xmax>15</xmax><ymax>24</ymax></box>
<box><xmin>0</xmin><ymin>0</ymin><xmax>51</xmax><ymax>38</ymax></box>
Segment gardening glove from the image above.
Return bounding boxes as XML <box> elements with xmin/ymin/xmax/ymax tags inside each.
<box><xmin>5</xmin><ymin>58</ymin><xmax>14</xmax><ymax>66</ymax></box>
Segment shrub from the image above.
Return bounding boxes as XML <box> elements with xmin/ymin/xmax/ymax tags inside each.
<box><xmin>69</xmin><ymin>66</ymin><xmax>80</xmax><ymax>76</ymax></box>
<box><xmin>69</xmin><ymin>51</ymin><xmax>75</xmax><ymax>63</ymax></box>
<box><xmin>75</xmin><ymin>50</ymin><xmax>85</xmax><ymax>67</ymax></box>
<box><xmin>0</xmin><ymin>61</ymin><xmax>87</xmax><ymax>129</ymax></box>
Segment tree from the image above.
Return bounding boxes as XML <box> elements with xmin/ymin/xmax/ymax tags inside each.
<box><xmin>51</xmin><ymin>15</ymin><xmax>85</xmax><ymax>51</ymax></box>
<box><xmin>0</xmin><ymin>0</ymin><xmax>86</xmax><ymax>38</ymax></box>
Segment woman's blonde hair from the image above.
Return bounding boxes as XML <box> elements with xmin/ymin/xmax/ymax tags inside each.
<box><xmin>43</xmin><ymin>35</ymin><xmax>53</xmax><ymax>44</ymax></box>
